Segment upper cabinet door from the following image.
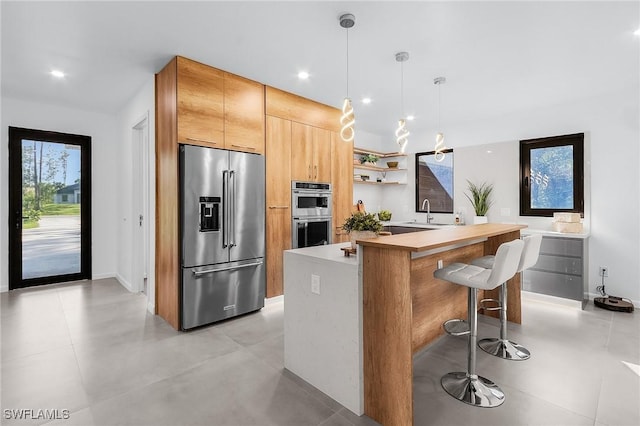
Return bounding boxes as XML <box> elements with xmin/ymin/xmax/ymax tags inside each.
<box><xmin>291</xmin><ymin>122</ymin><xmax>314</xmax><ymax>181</ymax></box>
<box><xmin>176</xmin><ymin>57</ymin><xmax>224</xmax><ymax>147</ymax></box>
<box><xmin>224</xmin><ymin>73</ymin><xmax>265</xmax><ymax>154</ymax></box>
<box><xmin>313</xmin><ymin>127</ymin><xmax>331</xmax><ymax>183</ymax></box>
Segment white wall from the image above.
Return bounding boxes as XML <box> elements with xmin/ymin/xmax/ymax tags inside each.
<box><xmin>1</xmin><ymin>97</ymin><xmax>119</xmax><ymax>291</ymax></box>
<box><xmin>381</xmin><ymin>89</ymin><xmax>639</xmax><ymax>304</ymax></box>
<box><xmin>115</xmin><ymin>78</ymin><xmax>156</xmax><ymax>312</ymax></box>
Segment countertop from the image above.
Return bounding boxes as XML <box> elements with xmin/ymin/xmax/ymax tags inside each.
<box><xmin>521</xmin><ymin>228</ymin><xmax>590</xmax><ymax>239</ymax></box>
<box><xmin>285</xmin><ymin>243</ymin><xmax>357</xmax><ymax>265</ymax></box>
<box><xmin>356</xmin><ymin>223</ymin><xmax>527</xmax><ymax>252</ymax></box>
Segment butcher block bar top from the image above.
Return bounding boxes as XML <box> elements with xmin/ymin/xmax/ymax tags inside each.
<box><xmin>359</xmin><ymin>223</ymin><xmax>526</xmax><ymax>426</ymax></box>
<box><xmin>356</xmin><ymin>223</ymin><xmax>528</xmax><ymax>252</ymax></box>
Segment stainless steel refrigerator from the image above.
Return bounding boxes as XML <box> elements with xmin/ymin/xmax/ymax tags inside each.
<box><xmin>180</xmin><ymin>144</ymin><xmax>265</xmax><ymax>330</ymax></box>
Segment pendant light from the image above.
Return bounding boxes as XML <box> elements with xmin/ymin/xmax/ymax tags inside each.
<box><xmin>339</xmin><ymin>13</ymin><xmax>355</xmax><ymax>142</ymax></box>
<box><xmin>395</xmin><ymin>52</ymin><xmax>410</xmax><ymax>153</ymax></box>
<box><xmin>434</xmin><ymin>76</ymin><xmax>447</xmax><ymax>162</ymax></box>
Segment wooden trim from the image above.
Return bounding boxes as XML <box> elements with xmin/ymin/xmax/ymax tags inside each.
<box><xmin>265</xmin><ymin>86</ymin><xmax>340</xmax><ymax>131</ymax></box>
<box><xmin>155</xmin><ymin>57</ymin><xmax>180</xmax><ymax>329</ymax></box>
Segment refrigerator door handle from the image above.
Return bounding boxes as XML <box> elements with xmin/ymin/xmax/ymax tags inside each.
<box><xmin>229</xmin><ymin>170</ymin><xmax>236</xmax><ymax>247</ymax></box>
<box><xmin>222</xmin><ymin>170</ymin><xmax>229</xmax><ymax>248</ymax></box>
<box><xmin>192</xmin><ymin>260</ymin><xmax>263</xmax><ymax>276</ymax></box>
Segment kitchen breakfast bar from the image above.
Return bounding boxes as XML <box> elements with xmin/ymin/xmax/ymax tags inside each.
<box><xmin>284</xmin><ymin>223</ymin><xmax>526</xmax><ymax>425</ymax></box>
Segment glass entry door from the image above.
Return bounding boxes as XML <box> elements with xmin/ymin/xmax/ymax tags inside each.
<box><xmin>8</xmin><ymin>127</ymin><xmax>92</xmax><ymax>289</ymax></box>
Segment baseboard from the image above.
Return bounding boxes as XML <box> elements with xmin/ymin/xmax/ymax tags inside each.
<box><xmin>115</xmin><ymin>273</ymin><xmax>135</xmax><ymax>292</ymax></box>
<box><xmin>147</xmin><ymin>301</ymin><xmax>155</xmax><ymax>314</ymax></box>
<box><xmin>265</xmin><ymin>295</ymin><xmax>284</xmax><ymax>305</ymax></box>
<box><xmin>521</xmin><ymin>291</ymin><xmax>582</xmax><ymax>309</ymax></box>
<box><xmin>92</xmin><ymin>272</ymin><xmax>116</xmax><ymax>280</ymax></box>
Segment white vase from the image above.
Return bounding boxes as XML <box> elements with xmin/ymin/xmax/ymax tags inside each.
<box><xmin>473</xmin><ymin>216</ymin><xmax>488</xmax><ymax>224</ymax></box>
<box><xmin>350</xmin><ymin>230</ymin><xmax>377</xmax><ymax>249</ymax></box>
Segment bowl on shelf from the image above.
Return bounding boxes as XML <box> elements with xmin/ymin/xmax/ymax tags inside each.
<box><xmin>386</xmin><ymin>161</ymin><xmax>399</xmax><ymax>168</ymax></box>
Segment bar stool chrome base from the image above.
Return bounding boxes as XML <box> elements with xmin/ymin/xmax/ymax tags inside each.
<box><xmin>441</xmin><ymin>372</ymin><xmax>505</xmax><ymax>407</ymax></box>
<box><xmin>478</xmin><ymin>337</ymin><xmax>531</xmax><ymax>360</ymax></box>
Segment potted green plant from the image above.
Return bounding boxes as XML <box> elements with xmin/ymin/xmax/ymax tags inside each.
<box><xmin>465</xmin><ymin>180</ymin><xmax>494</xmax><ymax>224</ymax></box>
<box><xmin>359</xmin><ymin>153</ymin><xmax>379</xmax><ymax>166</ymax></box>
<box><xmin>377</xmin><ymin>210</ymin><xmax>392</xmax><ymax>221</ymax></box>
<box><xmin>342</xmin><ymin>211</ymin><xmax>383</xmax><ymax>249</ymax></box>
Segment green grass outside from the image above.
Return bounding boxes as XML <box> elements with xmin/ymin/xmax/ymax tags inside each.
<box><xmin>40</xmin><ymin>203</ymin><xmax>80</xmax><ymax>215</ymax></box>
<box><xmin>22</xmin><ymin>220</ymin><xmax>39</xmax><ymax>229</ymax></box>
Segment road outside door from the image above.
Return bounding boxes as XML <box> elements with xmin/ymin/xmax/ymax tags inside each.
<box><xmin>8</xmin><ymin>127</ymin><xmax>92</xmax><ymax>289</ymax></box>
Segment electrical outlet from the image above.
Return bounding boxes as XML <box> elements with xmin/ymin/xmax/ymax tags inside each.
<box><xmin>437</xmin><ymin>259</ymin><xmax>443</xmax><ymax>269</ymax></box>
<box><xmin>599</xmin><ymin>267</ymin><xmax>608</xmax><ymax>277</ymax></box>
<box><xmin>311</xmin><ymin>274</ymin><xmax>320</xmax><ymax>295</ymax></box>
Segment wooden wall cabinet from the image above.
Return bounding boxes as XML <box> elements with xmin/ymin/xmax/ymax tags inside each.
<box><xmin>291</xmin><ymin>122</ymin><xmax>331</xmax><ymax>183</ymax></box>
<box><xmin>176</xmin><ymin>56</ymin><xmax>225</xmax><ymax>148</ymax></box>
<box><xmin>176</xmin><ymin>56</ymin><xmax>265</xmax><ymax>153</ymax></box>
<box><xmin>224</xmin><ymin>72</ymin><xmax>265</xmax><ymax>154</ymax></box>
<box><xmin>331</xmin><ymin>132</ymin><xmax>353</xmax><ymax>243</ymax></box>
<box><xmin>265</xmin><ymin>116</ymin><xmax>292</xmax><ymax>297</ymax></box>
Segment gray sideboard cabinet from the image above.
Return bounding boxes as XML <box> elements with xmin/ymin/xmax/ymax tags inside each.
<box><xmin>522</xmin><ymin>234</ymin><xmax>589</xmax><ymax>308</ymax></box>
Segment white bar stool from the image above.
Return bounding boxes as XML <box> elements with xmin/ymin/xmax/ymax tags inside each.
<box><xmin>471</xmin><ymin>234</ymin><xmax>542</xmax><ymax>361</ymax></box>
<box><xmin>434</xmin><ymin>239</ymin><xmax>524</xmax><ymax>407</ymax></box>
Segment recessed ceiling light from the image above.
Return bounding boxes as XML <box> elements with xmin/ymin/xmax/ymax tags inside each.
<box><xmin>406</xmin><ymin>115</ymin><xmax>415</xmax><ymax>121</ymax></box>
<box><xmin>297</xmin><ymin>71</ymin><xmax>310</xmax><ymax>80</ymax></box>
<box><xmin>50</xmin><ymin>69</ymin><xmax>65</xmax><ymax>78</ymax></box>
<box><xmin>362</xmin><ymin>97</ymin><xmax>372</xmax><ymax>105</ymax></box>
<box><xmin>487</xmin><ymin>150</ymin><xmax>493</xmax><ymax>154</ymax></box>
<box><xmin>634</xmin><ymin>28</ymin><xmax>640</xmax><ymax>36</ymax></box>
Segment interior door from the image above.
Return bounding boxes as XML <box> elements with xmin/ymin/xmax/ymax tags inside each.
<box><xmin>8</xmin><ymin>127</ymin><xmax>92</xmax><ymax>289</ymax></box>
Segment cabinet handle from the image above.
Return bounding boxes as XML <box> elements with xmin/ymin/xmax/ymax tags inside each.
<box><xmin>186</xmin><ymin>137</ymin><xmax>218</xmax><ymax>145</ymax></box>
<box><xmin>231</xmin><ymin>144</ymin><xmax>257</xmax><ymax>151</ymax></box>
<box><xmin>308</xmin><ymin>165</ymin><xmax>312</xmax><ymax>179</ymax></box>
<box><xmin>268</xmin><ymin>206</ymin><xmax>289</xmax><ymax>209</ymax></box>
<box><xmin>314</xmin><ymin>165</ymin><xmax>318</xmax><ymax>179</ymax></box>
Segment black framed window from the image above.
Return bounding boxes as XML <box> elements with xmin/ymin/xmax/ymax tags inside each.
<box><xmin>415</xmin><ymin>149</ymin><xmax>454</xmax><ymax>213</ymax></box>
<box><xmin>519</xmin><ymin>133</ymin><xmax>584</xmax><ymax>217</ymax></box>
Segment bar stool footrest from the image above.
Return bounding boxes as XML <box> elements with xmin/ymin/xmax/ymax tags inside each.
<box><xmin>441</xmin><ymin>372</ymin><xmax>505</xmax><ymax>407</ymax></box>
<box><xmin>443</xmin><ymin>319</ymin><xmax>470</xmax><ymax>336</ymax></box>
<box><xmin>480</xmin><ymin>298</ymin><xmax>502</xmax><ymax>311</ymax></box>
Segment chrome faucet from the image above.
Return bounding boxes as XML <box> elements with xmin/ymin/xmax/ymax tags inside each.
<box><xmin>421</xmin><ymin>198</ymin><xmax>434</xmax><ymax>224</ymax></box>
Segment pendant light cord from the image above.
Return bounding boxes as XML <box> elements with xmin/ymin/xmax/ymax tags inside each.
<box><xmin>400</xmin><ymin>60</ymin><xmax>405</xmax><ymax>117</ymax></box>
<box><xmin>346</xmin><ymin>28</ymin><xmax>349</xmax><ymax>98</ymax></box>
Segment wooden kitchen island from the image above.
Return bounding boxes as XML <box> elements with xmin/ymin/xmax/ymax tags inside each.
<box><xmin>357</xmin><ymin>223</ymin><xmax>526</xmax><ymax>426</ymax></box>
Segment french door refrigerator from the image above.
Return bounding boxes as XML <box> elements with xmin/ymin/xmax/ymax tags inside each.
<box><xmin>180</xmin><ymin>144</ymin><xmax>265</xmax><ymax>330</ymax></box>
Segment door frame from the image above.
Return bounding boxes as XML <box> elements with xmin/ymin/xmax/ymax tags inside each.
<box><xmin>131</xmin><ymin>113</ymin><xmax>150</xmax><ymax>294</ymax></box>
<box><xmin>8</xmin><ymin>126</ymin><xmax>92</xmax><ymax>289</ymax></box>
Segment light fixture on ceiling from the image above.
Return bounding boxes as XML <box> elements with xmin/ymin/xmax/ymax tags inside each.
<box><xmin>362</xmin><ymin>97</ymin><xmax>372</xmax><ymax>105</ymax></box>
<box><xmin>298</xmin><ymin>71</ymin><xmax>310</xmax><ymax>80</ymax></box>
<box><xmin>406</xmin><ymin>115</ymin><xmax>415</xmax><ymax>121</ymax></box>
<box><xmin>634</xmin><ymin>28</ymin><xmax>640</xmax><ymax>36</ymax></box>
<box><xmin>50</xmin><ymin>69</ymin><xmax>65</xmax><ymax>78</ymax></box>
<box><xmin>395</xmin><ymin>52</ymin><xmax>410</xmax><ymax>153</ymax></box>
<box><xmin>433</xmin><ymin>76</ymin><xmax>447</xmax><ymax>162</ymax></box>
<box><xmin>339</xmin><ymin>13</ymin><xmax>355</xmax><ymax>142</ymax></box>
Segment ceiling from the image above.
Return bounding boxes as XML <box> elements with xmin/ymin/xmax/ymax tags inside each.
<box><xmin>2</xmin><ymin>1</ymin><xmax>638</xmax><ymax>139</ymax></box>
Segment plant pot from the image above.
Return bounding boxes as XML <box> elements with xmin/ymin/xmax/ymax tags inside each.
<box><xmin>473</xmin><ymin>216</ymin><xmax>488</xmax><ymax>224</ymax></box>
<box><xmin>350</xmin><ymin>230</ymin><xmax>377</xmax><ymax>249</ymax></box>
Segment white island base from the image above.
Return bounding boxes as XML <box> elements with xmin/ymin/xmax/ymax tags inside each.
<box><xmin>283</xmin><ymin>243</ymin><xmax>363</xmax><ymax>415</ymax></box>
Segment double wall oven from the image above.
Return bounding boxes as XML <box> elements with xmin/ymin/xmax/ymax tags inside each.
<box><xmin>291</xmin><ymin>181</ymin><xmax>332</xmax><ymax>249</ymax></box>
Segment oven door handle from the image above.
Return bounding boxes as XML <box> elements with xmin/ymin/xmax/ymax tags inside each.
<box><xmin>293</xmin><ymin>217</ymin><xmax>332</xmax><ymax>223</ymax></box>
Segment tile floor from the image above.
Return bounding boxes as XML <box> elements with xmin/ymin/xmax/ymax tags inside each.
<box><xmin>1</xmin><ymin>278</ymin><xmax>638</xmax><ymax>426</ymax></box>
